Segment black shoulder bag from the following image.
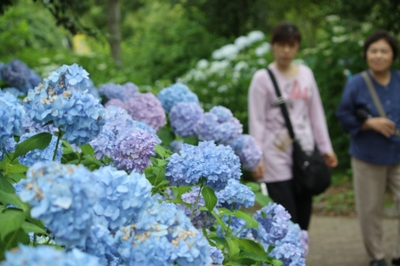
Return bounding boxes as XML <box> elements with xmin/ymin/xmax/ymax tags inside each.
<box><xmin>266</xmin><ymin>68</ymin><xmax>331</xmax><ymax>197</ymax></box>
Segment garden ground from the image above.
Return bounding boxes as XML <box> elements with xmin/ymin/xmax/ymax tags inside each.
<box><xmin>307</xmin><ymin>182</ymin><xmax>399</xmax><ymax>266</ymax></box>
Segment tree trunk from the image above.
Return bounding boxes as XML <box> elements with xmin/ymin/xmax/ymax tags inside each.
<box><xmin>107</xmin><ymin>0</ymin><xmax>121</xmax><ymax>65</ymax></box>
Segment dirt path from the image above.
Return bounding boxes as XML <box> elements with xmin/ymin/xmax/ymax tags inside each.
<box><xmin>306</xmin><ymin>215</ymin><xmax>399</xmax><ymax>266</ymax></box>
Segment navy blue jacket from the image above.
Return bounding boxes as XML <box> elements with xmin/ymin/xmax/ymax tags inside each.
<box><xmin>336</xmin><ymin>70</ymin><xmax>400</xmax><ymax>165</ymax></box>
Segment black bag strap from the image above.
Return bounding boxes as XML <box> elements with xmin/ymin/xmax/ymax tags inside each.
<box><xmin>266</xmin><ymin>68</ymin><xmax>296</xmax><ymax>140</ymax></box>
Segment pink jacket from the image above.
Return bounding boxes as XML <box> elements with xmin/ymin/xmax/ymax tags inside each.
<box><xmin>248</xmin><ymin>64</ymin><xmax>333</xmax><ymax>183</ymax></box>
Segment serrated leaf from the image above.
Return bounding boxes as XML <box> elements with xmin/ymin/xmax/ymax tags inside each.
<box><xmin>233</xmin><ymin>210</ymin><xmax>258</xmax><ymax>228</ymax></box>
<box><xmin>12</xmin><ymin>132</ymin><xmax>52</xmax><ymax>160</ymax></box>
<box><xmin>0</xmin><ymin>210</ymin><xmax>26</xmax><ymax>241</ymax></box>
<box><xmin>255</xmin><ymin>192</ymin><xmax>273</xmax><ymax>207</ymax></box>
<box><xmin>79</xmin><ymin>144</ymin><xmax>94</xmax><ymax>156</ymax></box>
<box><xmin>21</xmin><ymin>221</ymin><xmax>47</xmax><ymax>235</ymax></box>
<box><xmin>226</xmin><ymin>237</ymin><xmax>240</xmax><ymax>257</ymax></box>
<box><xmin>0</xmin><ymin>190</ymin><xmax>28</xmax><ymax>212</ymax></box>
<box><xmin>5</xmin><ymin>163</ymin><xmax>28</xmax><ymax>174</ymax></box>
<box><xmin>201</xmin><ymin>186</ymin><xmax>217</xmax><ymax>212</ymax></box>
<box><xmin>236</xmin><ymin>240</ymin><xmax>265</xmax><ymax>255</ymax></box>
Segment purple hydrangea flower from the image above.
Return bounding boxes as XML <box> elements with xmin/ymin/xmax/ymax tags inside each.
<box><xmin>99</xmin><ymin>82</ymin><xmax>139</xmax><ymax>101</ymax></box>
<box><xmin>166</xmin><ymin>141</ymin><xmax>241</xmax><ymax>191</ymax></box>
<box><xmin>195</xmin><ymin>106</ymin><xmax>242</xmax><ymax>145</ymax></box>
<box><xmin>112</xmin><ymin>128</ymin><xmax>158</xmax><ymax>173</ymax></box>
<box><xmin>169</xmin><ymin>102</ymin><xmax>204</xmax><ymax>137</ymax></box>
<box><xmin>210</xmin><ymin>246</ymin><xmax>224</xmax><ymax>266</ymax></box>
<box><xmin>18</xmin><ymin>162</ymin><xmax>98</xmax><ymax>248</ymax></box>
<box><xmin>18</xmin><ymin>132</ymin><xmax>62</xmax><ymax>167</ymax></box>
<box><xmin>1</xmin><ymin>59</ymin><xmax>31</xmax><ymax>93</ymax></box>
<box><xmin>179</xmin><ymin>187</ymin><xmax>216</xmax><ymax>229</ymax></box>
<box><xmin>92</xmin><ymin>166</ymin><xmax>157</xmax><ymax>230</ymax></box>
<box><xmin>133</xmin><ymin>120</ymin><xmax>161</xmax><ymax>143</ymax></box>
<box><xmin>1</xmin><ymin>245</ymin><xmax>99</xmax><ymax>266</ymax></box>
<box><xmin>157</xmin><ymin>83</ymin><xmax>199</xmax><ymax>113</ymax></box>
<box><xmin>105</xmin><ymin>98</ymin><xmax>125</xmax><ymax>109</ymax></box>
<box><xmin>253</xmin><ymin>203</ymin><xmax>291</xmax><ymax>248</ymax></box>
<box><xmin>216</xmin><ymin>179</ymin><xmax>255</xmax><ymax>209</ymax></box>
<box><xmin>115</xmin><ymin>202</ymin><xmax>212</xmax><ymax>266</ymax></box>
<box><xmin>21</xmin><ymin>115</ymin><xmax>58</xmax><ymax>135</ymax></box>
<box><xmin>124</xmin><ymin>92</ymin><xmax>166</xmax><ymax>131</ymax></box>
<box><xmin>23</xmin><ymin>64</ymin><xmax>106</xmax><ymax>145</ymax></box>
<box><xmin>0</xmin><ymin>91</ymin><xmax>26</xmax><ymax>149</ymax></box>
<box><xmin>229</xmin><ymin>134</ymin><xmax>262</xmax><ymax>170</ymax></box>
<box><xmin>269</xmin><ymin>243</ymin><xmax>306</xmax><ymax>266</ymax></box>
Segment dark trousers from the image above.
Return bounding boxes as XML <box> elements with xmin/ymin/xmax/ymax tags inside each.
<box><xmin>266</xmin><ymin>180</ymin><xmax>312</xmax><ymax>230</ymax></box>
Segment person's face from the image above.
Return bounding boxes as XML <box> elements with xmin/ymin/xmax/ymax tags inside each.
<box><xmin>366</xmin><ymin>39</ymin><xmax>393</xmax><ymax>73</ymax></box>
<box><xmin>272</xmin><ymin>41</ymin><xmax>299</xmax><ymax>68</ymax></box>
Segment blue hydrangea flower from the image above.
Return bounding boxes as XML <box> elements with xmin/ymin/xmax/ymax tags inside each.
<box><xmin>275</xmin><ymin>221</ymin><xmax>309</xmax><ymax>258</ymax></box>
<box><xmin>0</xmin><ymin>137</ymin><xmax>16</xmax><ymax>161</ymax></box>
<box><xmin>216</xmin><ymin>215</ymin><xmax>253</xmax><ymax>239</ymax></box>
<box><xmin>29</xmin><ymin>69</ymin><xmax>41</xmax><ymax>89</ymax></box>
<box><xmin>0</xmin><ymin>91</ymin><xmax>26</xmax><ymax>149</ymax></box>
<box><xmin>112</xmin><ymin>128</ymin><xmax>158</xmax><ymax>173</ymax></box>
<box><xmin>216</xmin><ymin>179</ymin><xmax>255</xmax><ymax>209</ymax></box>
<box><xmin>18</xmin><ymin>162</ymin><xmax>98</xmax><ymax>248</ymax></box>
<box><xmin>21</xmin><ymin>115</ymin><xmax>58</xmax><ymax>135</ymax></box>
<box><xmin>195</xmin><ymin>106</ymin><xmax>242</xmax><ymax>145</ymax></box>
<box><xmin>179</xmin><ymin>187</ymin><xmax>216</xmax><ymax>229</ymax></box>
<box><xmin>170</xmin><ymin>140</ymin><xmax>183</xmax><ymax>153</ymax></box>
<box><xmin>269</xmin><ymin>243</ymin><xmax>306</xmax><ymax>266</ymax></box>
<box><xmin>252</xmin><ymin>203</ymin><xmax>291</xmax><ymax>248</ymax></box>
<box><xmin>23</xmin><ymin>64</ymin><xmax>106</xmax><ymax>145</ymax></box>
<box><xmin>1</xmin><ymin>59</ymin><xmax>32</xmax><ymax>93</ymax></box>
<box><xmin>210</xmin><ymin>246</ymin><xmax>224</xmax><ymax>266</ymax></box>
<box><xmin>86</xmin><ymin>78</ymin><xmax>100</xmax><ymax>99</ymax></box>
<box><xmin>229</xmin><ymin>134</ymin><xmax>262</xmax><ymax>170</ymax></box>
<box><xmin>115</xmin><ymin>202</ymin><xmax>212</xmax><ymax>266</ymax></box>
<box><xmin>169</xmin><ymin>102</ymin><xmax>204</xmax><ymax>137</ymax></box>
<box><xmin>124</xmin><ymin>92</ymin><xmax>166</xmax><ymax>131</ymax></box>
<box><xmin>166</xmin><ymin>141</ymin><xmax>241</xmax><ymax>191</ymax></box>
<box><xmin>99</xmin><ymin>82</ymin><xmax>139</xmax><ymax>101</ymax></box>
<box><xmin>2</xmin><ymin>87</ymin><xmax>25</xmax><ymax>98</ymax></box>
<box><xmin>18</xmin><ymin>132</ymin><xmax>62</xmax><ymax>167</ymax></box>
<box><xmin>92</xmin><ymin>166</ymin><xmax>157</xmax><ymax>230</ymax></box>
<box><xmin>157</xmin><ymin>83</ymin><xmax>199</xmax><ymax>113</ymax></box>
<box><xmin>1</xmin><ymin>245</ymin><xmax>99</xmax><ymax>266</ymax></box>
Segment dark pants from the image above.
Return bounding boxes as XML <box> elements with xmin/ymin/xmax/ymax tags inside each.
<box><xmin>266</xmin><ymin>180</ymin><xmax>312</xmax><ymax>230</ymax></box>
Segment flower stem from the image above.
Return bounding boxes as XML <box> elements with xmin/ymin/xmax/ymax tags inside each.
<box><xmin>190</xmin><ymin>183</ymin><xmax>204</xmax><ymax>221</ymax></box>
<box><xmin>52</xmin><ymin>131</ymin><xmax>62</xmax><ymax>161</ymax></box>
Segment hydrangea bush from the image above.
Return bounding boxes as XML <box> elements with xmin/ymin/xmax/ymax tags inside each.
<box><xmin>0</xmin><ymin>62</ymin><xmax>307</xmax><ymax>266</ymax></box>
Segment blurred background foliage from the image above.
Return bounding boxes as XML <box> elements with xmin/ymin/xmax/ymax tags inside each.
<box><xmin>1</xmin><ymin>0</ymin><xmax>400</xmax><ymax>176</ymax></box>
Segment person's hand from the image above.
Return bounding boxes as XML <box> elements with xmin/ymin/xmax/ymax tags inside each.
<box><xmin>323</xmin><ymin>151</ymin><xmax>338</xmax><ymax>168</ymax></box>
<box><xmin>251</xmin><ymin>162</ymin><xmax>264</xmax><ymax>180</ymax></box>
<box><xmin>362</xmin><ymin>117</ymin><xmax>395</xmax><ymax>138</ymax></box>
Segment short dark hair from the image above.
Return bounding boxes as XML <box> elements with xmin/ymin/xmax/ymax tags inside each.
<box><xmin>363</xmin><ymin>29</ymin><xmax>398</xmax><ymax>61</ymax></box>
<box><xmin>271</xmin><ymin>22</ymin><xmax>301</xmax><ymax>45</ymax></box>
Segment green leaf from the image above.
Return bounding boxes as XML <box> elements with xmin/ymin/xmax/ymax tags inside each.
<box><xmin>217</xmin><ymin>207</ymin><xmax>232</xmax><ymax>217</ymax></box>
<box><xmin>0</xmin><ymin>210</ymin><xmax>26</xmax><ymax>241</ymax></box>
<box><xmin>174</xmin><ymin>186</ymin><xmax>192</xmax><ymax>197</ymax></box>
<box><xmin>0</xmin><ymin>190</ymin><xmax>28</xmax><ymax>212</ymax></box>
<box><xmin>79</xmin><ymin>144</ymin><xmax>94</xmax><ymax>156</ymax></box>
<box><xmin>166</xmin><ymin>198</ymin><xmax>191</xmax><ymax>208</ymax></box>
<box><xmin>226</xmin><ymin>236</ymin><xmax>240</xmax><ymax>257</ymax></box>
<box><xmin>0</xmin><ymin>176</ymin><xmax>15</xmax><ymax>194</ymax></box>
<box><xmin>21</xmin><ymin>221</ymin><xmax>47</xmax><ymax>235</ymax></box>
<box><xmin>3</xmin><ymin>228</ymin><xmax>30</xmax><ymax>252</ymax></box>
<box><xmin>255</xmin><ymin>192</ymin><xmax>273</xmax><ymax>207</ymax></box>
<box><xmin>5</xmin><ymin>163</ymin><xmax>28</xmax><ymax>174</ymax></box>
<box><xmin>201</xmin><ymin>186</ymin><xmax>217</xmax><ymax>212</ymax></box>
<box><xmin>155</xmin><ymin>144</ymin><xmax>167</xmax><ymax>158</ymax></box>
<box><xmin>245</xmin><ymin>182</ymin><xmax>260</xmax><ymax>192</ymax></box>
<box><xmin>272</xmin><ymin>259</ymin><xmax>283</xmax><ymax>266</ymax></box>
<box><xmin>12</xmin><ymin>132</ymin><xmax>52</xmax><ymax>160</ymax></box>
<box><xmin>233</xmin><ymin>210</ymin><xmax>258</xmax><ymax>228</ymax></box>
<box><xmin>236</xmin><ymin>239</ymin><xmax>265</xmax><ymax>255</ymax></box>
